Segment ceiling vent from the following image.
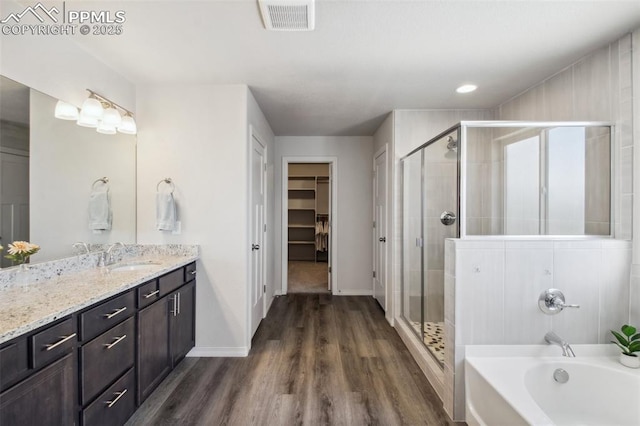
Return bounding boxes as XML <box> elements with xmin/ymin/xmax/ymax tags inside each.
<box><xmin>258</xmin><ymin>0</ymin><xmax>315</xmax><ymax>31</ymax></box>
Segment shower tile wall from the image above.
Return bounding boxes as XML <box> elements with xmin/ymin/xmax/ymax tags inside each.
<box><xmin>444</xmin><ymin>238</ymin><xmax>632</xmax><ymax>421</ymax></box>
<box><xmin>498</xmin><ymin>34</ymin><xmax>633</xmax><ymax>240</ymax></box>
<box><xmin>423</xmin><ymin>141</ymin><xmax>457</xmax><ymax>322</ymax></box>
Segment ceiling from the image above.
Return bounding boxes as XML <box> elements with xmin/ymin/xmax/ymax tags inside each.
<box><xmin>67</xmin><ymin>0</ymin><xmax>640</xmax><ymax>136</ymax></box>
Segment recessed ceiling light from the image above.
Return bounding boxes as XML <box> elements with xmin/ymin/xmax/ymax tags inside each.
<box><xmin>456</xmin><ymin>84</ymin><xmax>477</xmax><ymax>94</ymax></box>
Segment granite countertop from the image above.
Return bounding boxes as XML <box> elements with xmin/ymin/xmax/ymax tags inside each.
<box><xmin>0</xmin><ymin>254</ymin><xmax>198</xmax><ymax>345</ymax></box>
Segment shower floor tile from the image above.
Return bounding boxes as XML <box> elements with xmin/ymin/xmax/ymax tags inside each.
<box><xmin>411</xmin><ymin>321</ymin><xmax>445</xmax><ymax>365</ymax></box>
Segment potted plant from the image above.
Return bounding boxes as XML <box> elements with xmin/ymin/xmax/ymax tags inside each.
<box><xmin>611</xmin><ymin>324</ymin><xmax>640</xmax><ymax>368</ymax></box>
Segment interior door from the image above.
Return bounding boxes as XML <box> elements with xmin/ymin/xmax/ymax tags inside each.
<box><xmin>250</xmin><ymin>135</ymin><xmax>266</xmax><ymax>337</ymax></box>
<box><xmin>373</xmin><ymin>149</ymin><xmax>387</xmax><ymax>310</ymax></box>
<box><xmin>0</xmin><ymin>151</ymin><xmax>29</xmax><ymax>268</ymax></box>
<box><xmin>327</xmin><ymin>163</ymin><xmax>332</xmax><ymax>291</ymax></box>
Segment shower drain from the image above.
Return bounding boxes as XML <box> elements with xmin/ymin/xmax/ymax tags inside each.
<box><xmin>553</xmin><ymin>368</ymin><xmax>569</xmax><ymax>383</ymax></box>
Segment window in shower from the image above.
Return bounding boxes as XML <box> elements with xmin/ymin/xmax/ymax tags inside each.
<box><xmin>464</xmin><ymin>123</ymin><xmax>611</xmax><ymax>237</ymax></box>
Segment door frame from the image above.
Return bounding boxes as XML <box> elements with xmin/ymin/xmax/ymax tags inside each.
<box><xmin>281</xmin><ymin>156</ymin><xmax>338</xmax><ymax>295</ymax></box>
<box><xmin>248</xmin><ymin>125</ymin><xmax>268</xmax><ymax>342</ymax></box>
<box><xmin>372</xmin><ymin>144</ymin><xmax>389</xmax><ymax>309</ymax></box>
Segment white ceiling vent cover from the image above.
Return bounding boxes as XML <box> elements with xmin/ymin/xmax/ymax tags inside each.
<box><xmin>258</xmin><ymin>0</ymin><xmax>315</xmax><ymax>31</ymax></box>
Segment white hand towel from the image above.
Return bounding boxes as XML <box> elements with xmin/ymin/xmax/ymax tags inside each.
<box><xmin>88</xmin><ymin>187</ymin><xmax>112</xmax><ymax>230</ymax></box>
<box><xmin>156</xmin><ymin>192</ymin><xmax>177</xmax><ymax>231</ymax></box>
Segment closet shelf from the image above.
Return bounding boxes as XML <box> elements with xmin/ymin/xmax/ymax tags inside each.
<box><xmin>288</xmin><ymin>241</ymin><xmax>315</xmax><ymax>245</ymax></box>
<box><xmin>288</xmin><ymin>208</ymin><xmax>315</xmax><ymax>211</ymax></box>
<box><xmin>288</xmin><ymin>225</ymin><xmax>315</xmax><ymax>229</ymax></box>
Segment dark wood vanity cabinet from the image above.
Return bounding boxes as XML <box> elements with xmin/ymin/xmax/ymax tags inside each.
<box><xmin>170</xmin><ymin>280</ymin><xmax>195</xmax><ymax>366</ymax></box>
<box><xmin>0</xmin><ymin>353</ymin><xmax>76</xmax><ymax>426</ymax></box>
<box><xmin>0</xmin><ymin>261</ymin><xmax>196</xmax><ymax>426</ymax></box>
<box><xmin>0</xmin><ymin>316</ymin><xmax>78</xmax><ymax>426</ymax></box>
<box><xmin>138</xmin><ymin>265</ymin><xmax>196</xmax><ymax>404</ymax></box>
<box><xmin>138</xmin><ymin>294</ymin><xmax>172</xmax><ymax>403</ymax></box>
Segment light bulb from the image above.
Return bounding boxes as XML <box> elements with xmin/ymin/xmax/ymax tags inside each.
<box><xmin>80</xmin><ymin>96</ymin><xmax>104</xmax><ymax>120</ymax></box>
<box><xmin>102</xmin><ymin>105</ymin><xmax>122</xmax><ymax>127</ymax></box>
<box><xmin>54</xmin><ymin>100</ymin><xmax>79</xmax><ymax>120</ymax></box>
<box><xmin>77</xmin><ymin>112</ymin><xmax>99</xmax><ymax>128</ymax></box>
<box><xmin>117</xmin><ymin>114</ymin><xmax>137</xmax><ymax>135</ymax></box>
<box><xmin>96</xmin><ymin>121</ymin><xmax>116</xmax><ymax>135</ymax></box>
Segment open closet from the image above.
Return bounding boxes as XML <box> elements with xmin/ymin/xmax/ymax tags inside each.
<box><xmin>287</xmin><ymin>163</ymin><xmax>330</xmax><ymax>293</ymax></box>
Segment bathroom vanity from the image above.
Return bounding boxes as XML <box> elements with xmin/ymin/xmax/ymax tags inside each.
<box><xmin>0</xmin><ymin>256</ymin><xmax>197</xmax><ymax>426</ymax></box>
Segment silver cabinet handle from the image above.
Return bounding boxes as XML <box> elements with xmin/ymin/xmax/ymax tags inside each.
<box><xmin>177</xmin><ymin>292</ymin><xmax>181</xmax><ymax>315</ymax></box>
<box><xmin>105</xmin><ymin>389</ymin><xmax>127</xmax><ymax>408</ymax></box>
<box><xmin>103</xmin><ymin>334</ymin><xmax>127</xmax><ymax>349</ymax></box>
<box><xmin>104</xmin><ymin>306</ymin><xmax>127</xmax><ymax>319</ymax></box>
<box><xmin>45</xmin><ymin>333</ymin><xmax>77</xmax><ymax>351</ymax></box>
<box><xmin>143</xmin><ymin>290</ymin><xmax>160</xmax><ymax>299</ymax></box>
<box><xmin>190</xmin><ymin>270</ymin><xmax>196</xmax><ymax>276</ymax></box>
<box><xmin>171</xmin><ymin>295</ymin><xmax>178</xmax><ymax>316</ymax></box>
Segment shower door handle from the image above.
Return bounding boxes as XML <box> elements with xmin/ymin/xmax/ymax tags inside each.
<box><xmin>440</xmin><ymin>211</ymin><xmax>457</xmax><ymax>226</ymax></box>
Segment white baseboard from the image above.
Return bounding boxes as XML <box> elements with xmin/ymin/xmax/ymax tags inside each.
<box><xmin>186</xmin><ymin>346</ymin><xmax>249</xmax><ymax>357</ymax></box>
<box><xmin>336</xmin><ymin>289</ymin><xmax>373</xmax><ymax>296</ymax></box>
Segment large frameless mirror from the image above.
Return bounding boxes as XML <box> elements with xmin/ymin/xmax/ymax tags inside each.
<box><xmin>0</xmin><ymin>75</ymin><xmax>136</xmax><ymax>266</ymax></box>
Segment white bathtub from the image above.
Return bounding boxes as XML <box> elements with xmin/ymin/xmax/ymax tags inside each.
<box><xmin>465</xmin><ymin>345</ymin><xmax>640</xmax><ymax>426</ymax></box>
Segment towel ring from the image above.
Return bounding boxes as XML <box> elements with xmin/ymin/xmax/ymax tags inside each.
<box><xmin>157</xmin><ymin>178</ymin><xmax>175</xmax><ymax>193</ymax></box>
<box><xmin>91</xmin><ymin>177</ymin><xmax>109</xmax><ymax>189</ymax></box>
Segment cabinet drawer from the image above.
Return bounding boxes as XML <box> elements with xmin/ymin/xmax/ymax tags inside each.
<box><xmin>137</xmin><ymin>279</ymin><xmax>160</xmax><ymax>309</ymax></box>
<box><xmin>159</xmin><ymin>268</ymin><xmax>184</xmax><ymax>297</ymax></box>
<box><xmin>0</xmin><ymin>338</ymin><xmax>28</xmax><ymax>391</ymax></box>
<box><xmin>80</xmin><ymin>317</ymin><xmax>135</xmax><ymax>405</ymax></box>
<box><xmin>82</xmin><ymin>368</ymin><xmax>135</xmax><ymax>426</ymax></box>
<box><xmin>80</xmin><ymin>290</ymin><xmax>135</xmax><ymax>342</ymax></box>
<box><xmin>31</xmin><ymin>318</ymin><xmax>76</xmax><ymax>370</ymax></box>
<box><xmin>185</xmin><ymin>262</ymin><xmax>197</xmax><ymax>281</ymax></box>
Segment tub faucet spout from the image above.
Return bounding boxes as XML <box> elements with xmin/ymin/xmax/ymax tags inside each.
<box><xmin>544</xmin><ymin>331</ymin><xmax>575</xmax><ymax>357</ymax></box>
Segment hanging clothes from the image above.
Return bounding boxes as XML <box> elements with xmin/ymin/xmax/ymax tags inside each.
<box><xmin>322</xmin><ymin>220</ymin><xmax>329</xmax><ymax>252</ymax></box>
<box><xmin>315</xmin><ymin>220</ymin><xmax>325</xmax><ymax>252</ymax></box>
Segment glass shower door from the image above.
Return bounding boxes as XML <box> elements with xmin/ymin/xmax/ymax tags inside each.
<box><xmin>421</xmin><ymin>130</ymin><xmax>459</xmax><ymax>365</ymax></box>
<box><xmin>402</xmin><ymin>151</ymin><xmax>423</xmax><ymax>337</ymax></box>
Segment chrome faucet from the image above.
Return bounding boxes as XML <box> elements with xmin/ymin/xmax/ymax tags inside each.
<box><xmin>545</xmin><ymin>331</ymin><xmax>576</xmax><ymax>357</ymax></box>
<box><xmin>103</xmin><ymin>242</ymin><xmax>126</xmax><ymax>266</ymax></box>
<box><xmin>72</xmin><ymin>241</ymin><xmax>90</xmax><ymax>254</ymax></box>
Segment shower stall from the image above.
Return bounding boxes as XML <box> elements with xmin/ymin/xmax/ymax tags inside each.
<box><xmin>401</xmin><ymin>121</ymin><xmax>613</xmax><ymax>366</ymax></box>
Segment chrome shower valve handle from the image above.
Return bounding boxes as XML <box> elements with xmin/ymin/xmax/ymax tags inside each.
<box><xmin>538</xmin><ymin>289</ymin><xmax>580</xmax><ymax>315</ymax></box>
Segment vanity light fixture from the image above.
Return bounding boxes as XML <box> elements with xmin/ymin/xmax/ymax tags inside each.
<box><xmin>456</xmin><ymin>84</ymin><xmax>478</xmax><ymax>94</ymax></box>
<box><xmin>80</xmin><ymin>92</ymin><xmax>104</xmax><ymax>120</ymax></box>
<box><xmin>55</xmin><ymin>89</ymin><xmax>137</xmax><ymax>135</ymax></box>
<box><xmin>117</xmin><ymin>113</ymin><xmax>137</xmax><ymax>135</ymax></box>
<box><xmin>54</xmin><ymin>100</ymin><xmax>79</xmax><ymax>120</ymax></box>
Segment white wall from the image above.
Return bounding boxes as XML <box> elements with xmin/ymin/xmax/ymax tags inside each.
<box><xmin>274</xmin><ymin>136</ymin><xmax>373</xmax><ymax>295</ymax></box>
<box><xmin>30</xmin><ymin>90</ymin><xmax>136</xmax><ymax>261</ymax></box>
<box><xmin>0</xmin><ymin>1</ymin><xmax>134</xmax><ymax>111</ymax></box>
<box><xmin>136</xmin><ymin>84</ymin><xmax>250</xmax><ymax>356</ymax></box>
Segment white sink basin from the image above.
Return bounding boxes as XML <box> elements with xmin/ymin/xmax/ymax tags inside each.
<box><xmin>109</xmin><ymin>262</ymin><xmax>162</xmax><ymax>272</ymax></box>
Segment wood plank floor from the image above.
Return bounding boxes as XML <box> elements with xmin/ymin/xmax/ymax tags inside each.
<box><xmin>126</xmin><ymin>295</ymin><xmax>457</xmax><ymax>426</ymax></box>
